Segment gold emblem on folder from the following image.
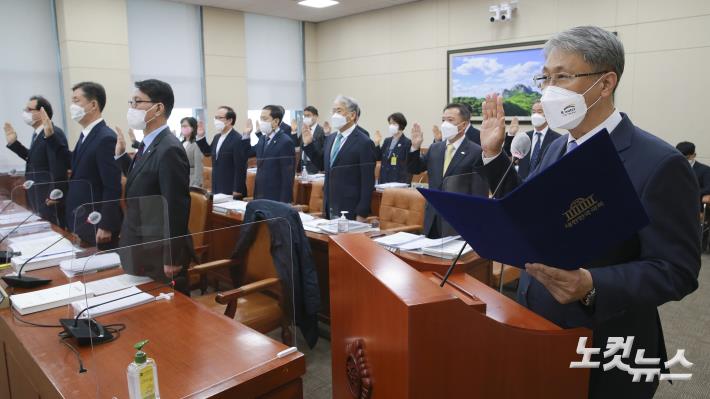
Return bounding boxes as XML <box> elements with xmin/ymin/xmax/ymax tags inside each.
<box><xmin>563</xmin><ymin>194</ymin><xmax>604</xmax><ymax>228</ymax></box>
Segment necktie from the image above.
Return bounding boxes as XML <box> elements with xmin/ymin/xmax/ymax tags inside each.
<box><xmin>130</xmin><ymin>141</ymin><xmax>146</xmax><ymax>171</ymax></box>
<box><xmin>566</xmin><ymin>140</ymin><xmax>578</xmax><ymax>154</ymax></box>
<box><xmin>330</xmin><ymin>133</ymin><xmax>344</xmax><ymax>167</ymax></box>
<box><xmin>75</xmin><ymin>132</ymin><xmax>85</xmax><ymax>152</ymax></box>
<box><xmin>30</xmin><ymin>132</ymin><xmax>38</xmax><ymax>146</ymax></box>
<box><xmin>530</xmin><ymin>132</ymin><xmax>542</xmax><ymax>168</ymax></box>
<box><xmin>443</xmin><ymin>143</ymin><xmax>455</xmax><ymax>176</ymax></box>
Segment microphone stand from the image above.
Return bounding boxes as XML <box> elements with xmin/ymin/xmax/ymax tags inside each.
<box><xmin>1</xmin><ymin>234</ymin><xmax>67</xmax><ymax>288</ymax></box>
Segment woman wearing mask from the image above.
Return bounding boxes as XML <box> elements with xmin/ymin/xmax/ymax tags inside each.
<box><xmin>180</xmin><ymin>116</ymin><xmax>203</xmax><ymax>187</ymax></box>
<box><xmin>373</xmin><ymin>112</ymin><xmax>412</xmax><ymax>184</ymax></box>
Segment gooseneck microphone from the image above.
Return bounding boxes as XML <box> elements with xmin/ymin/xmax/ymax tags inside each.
<box><xmin>439</xmin><ymin>133</ymin><xmax>532</xmax><ymax>288</ymax></box>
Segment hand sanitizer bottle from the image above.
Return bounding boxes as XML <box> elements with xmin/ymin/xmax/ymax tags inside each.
<box><xmin>301</xmin><ymin>165</ymin><xmax>308</xmax><ymax>180</ymax></box>
<box><xmin>127</xmin><ymin>340</ymin><xmax>160</xmax><ymax>399</ymax></box>
<box><xmin>338</xmin><ymin>211</ymin><xmax>349</xmax><ymax>233</ymax></box>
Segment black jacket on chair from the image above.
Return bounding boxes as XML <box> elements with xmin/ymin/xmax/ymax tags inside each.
<box><xmin>303</xmin><ymin>126</ymin><xmax>375</xmax><ymax>219</ymax></box>
<box><xmin>375</xmin><ymin>135</ymin><xmax>412</xmax><ymax>184</ymax></box>
<box><xmin>407</xmin><ymin>137</ymin><xmax>491</xmax><ymax>238</ymax></box>
<box><xmin>235</xmin><ymin>199</ymin><xmax>321</xmax><ymax>348</ymax></box>
<box><xmin>196</xmin><ymin>129</ymin><xmax>248</xmax><ymax>196</ymax></box>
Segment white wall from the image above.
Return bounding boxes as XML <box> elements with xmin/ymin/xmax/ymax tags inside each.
<box><xmin>305</xmin><ymin>0</ymin><xmax>710</xmax><ymax>161</ymax></box>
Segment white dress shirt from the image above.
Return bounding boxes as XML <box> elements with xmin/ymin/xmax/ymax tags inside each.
<box><xmin>567</xmin><ymin>109</ymin><xmax>623</xmax><ymax>147</ymax></box>
<box><xmin>330</xmin><ymin>123</ymin><xmax>357</xmax><ymax>154</ymax></box>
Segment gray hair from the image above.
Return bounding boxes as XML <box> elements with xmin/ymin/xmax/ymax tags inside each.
<box><xmin>334</xmin><ymin>94</ymin><xmax>360</xmax><ymax>116</ymax></box>
<box><xmin>544</xmin><ymin>26</ymin><xmax>625</xmax><ymax>82</ymax></box>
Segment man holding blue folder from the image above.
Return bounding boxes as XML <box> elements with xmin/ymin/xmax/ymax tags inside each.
<box><xmin>479</xmin><ymin>26</ymin><xmax>700</xmax><ymax>398</ymax></box>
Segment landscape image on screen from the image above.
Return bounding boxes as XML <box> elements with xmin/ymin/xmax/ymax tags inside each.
<box><xmin>450</xmin><ymin>47</ymin><xmax>544</xmax><ymax>118</ymax></box>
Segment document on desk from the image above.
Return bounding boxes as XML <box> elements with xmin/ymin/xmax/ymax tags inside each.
<box><xmin>71</xmin><ymin>286</ymin><xmax>154</xmax><ymax>318</ymax></box>
<box><xmin>0</xmin><ymin>211</ymin><xmax>41</xmax><ymax>225</ymax></box>
<box><xmin>213</xmin><ymin>200</ymin><xmax>248</xmax><ymax>215</ymax></box>
<box><xmin>11</xmin><ymin>281</ymin><xmax>91</xmax><ymax>315</ymax></box>
<box><xmin>418</xmin><ymin>131</ymin><xmax>649</xmax><ymax>270</ymax></box>
<box><xmin>84</xmin><ymin>274</ymin><xmax>153</xmax><ymax>296</ymax></box>
<box><xmin>59</xmin><ymin>252</ymin><xmax>121</xmax><ymax>277</ymax></box>
<box><xmin>0</xmin><ymin>221</ymin><xmax>51</xmax><ymax>237</ymax></box>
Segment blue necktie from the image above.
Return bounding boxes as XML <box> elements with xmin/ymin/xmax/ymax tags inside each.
<box><xmin>566</xmin><ymin>139</ymin><xmax>578</xmax><ymax>154</ymax></box>
<box><xmin>75</xmin><ymin>132</ymin><xmax>85</xmax><ymax>152</ymax></box>
<box><xmin>330</xmin><ymin>133</ymin><xmax>344</xmax><ymax>167</ymax></box>
<box><xmin>530</xmin><ymin>132</ymin><xmax>542</xmax><ymax>169</ymax></box>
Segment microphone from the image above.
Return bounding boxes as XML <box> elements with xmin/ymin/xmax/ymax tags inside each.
<box><xmin>1</xmin><ymin>233</ymin><xmax>69</xmax><ymax>288</ymax></box>
<box><xmin>0</xmin><ymin>187</ymin><xmax>63</xmax><ymax>247</ymax></box>
<box><xmin>439</xmin><ymin>133</ymin><xmax>532</xmax><ymax>288</ymax></box>
<box><xmin>60</xmin><ymin>281</ymin><xmax>174</xmax><ymax>346</ymax></box>
<box><xmin>0</xmin><ymin>180</ymin><xmax>34</xmax><ymax>215</ymax></box>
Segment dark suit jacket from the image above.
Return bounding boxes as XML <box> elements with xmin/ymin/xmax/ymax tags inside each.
<box><xmin>303</xmin><ymin>126</ymin><xmax>375</xmax><ymax>219</ymax></box>
<box><xmin>503</xmin><ymin>128</ymin><xmax>562</xmax><ymax>180</ymax></box>
<box><xmin>7</xmin><ymin>124</ymin><xmax>70</xmax><ymax>224</ymax></box>
<box><xmin>483</xmin><ymin>113</ymin><xmax>701</xmax><ymax>399</ymax></box>
<box><xmin>56</xmin><ymin>120</ymin><xmax>122</xmax><ymax>244</ymax></box>
<box><xmin>408</xmin><ymin>137</ymin><xmax>490</xmax><ymax>238</ymax></box>
<box><xmin>299</xmin><ymin>124</ymin><xmax>325</xmax><ymax>174</ymax></box>
<box><xmin>375</xmin><ymin>135</ymin><xmax>412</xmax><ymax>184</ymax></box>
<box><xmin>465</xmin><ymin>124</ymin><xmax>480</xmax><ymax>145</ymax></box>
<box><xmin>117</xmin><ymin>128</ymin><xmax>192</xmax><ymax>281</ymax></box>
<box><xmin>692</xmin><ymin>161</ymin><xmax>710</xmax><ymax>198</ymax></box>
<box><xmin>252</xmin><ymin>131</ymin><xmax>296</xmax><ymax>203</ymax></box>
<box><xmin>196</xmin><ymin>129</ymin><xmax>248</xmax><ymax>195</ymax></box>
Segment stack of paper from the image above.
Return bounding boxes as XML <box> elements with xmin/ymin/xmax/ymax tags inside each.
<box><xmin>302</xmin><ymin>173</ymin><xmax>325</xmax><ymax>182</ymax></box>
<box><xmin>373</xmin><ymin>233</ymin><xmax>461</xmax><ymax>251</ymax></box>
<box><xmin>8</xmin><ymin>230</ymin><xmax>63</xmax><ymax>244</ymax></box>
<box><xmin>302</xmin><ymin>218</ymin><xmax>328</xmax><ymax>233</ymax></box>
<box><xmin>213</xmin><ymin>200</ymin><xmax>248</xmax><ymax>215</ymax></box>
<box><xmin>59</xmin><ymin>252</ymin><xmax>121</xmax><ymax>277</ymax></box>
<box><xmin>318</xmin><ymin>220</ymin><xmax>373</xmax><ymax>235</ymax></box>
<box><xmin>71</xmin><ymin>286</ymin><xmax>154</xmax><ymax>319</ymax></box>
<box><xmin>0</xmin><ymin>211</ymin><xmax>41</xmax><ymax>225</ymax></box>
<box><xmin>299</xmin><ymin>212</ymin><xmax>316</xmax><ymax>223</ymax></box>
<box><xmin>9</xmin><ymin>236</ymin><xmax>77</xmax><ymax>271</ymax></box>
<box><xmin>11</xmin><ymin>281</ymin><xmax>89</xmax><ymax>315</ymax></box>
<box><xmin>375</xmin><ymin>182</ymin><xmax>409</xmax><ymax>191</ymax></box>
<box><xmin>421</xmin><ymin>240</ymin><xmax>472</xmax><ymax>259</ymax></box>
<box><xmin>84</xmin><ymin>274</ymin><xmax>153</xmax><ymax>296</ymax></box>
<box><xmin>212</xmin><ymin>193</ymin><xmax>232</xmax><ymax>204</ymax></box>
<box><xmin>0</xmin><ymin>221</ymin><xmax>51</xmax><ymax>238</ymax></box>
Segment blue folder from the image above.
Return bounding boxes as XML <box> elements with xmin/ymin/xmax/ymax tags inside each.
<box><xmin>417</xmin><ymin>131</ymin><xmax>649</xmax><ymax>270</ymax></box>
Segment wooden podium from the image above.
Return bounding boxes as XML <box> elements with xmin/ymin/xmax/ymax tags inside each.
<box><xmin>328</xmin><ymin>234</ymin><xmax>591</xmax><ymax>399</ymax></box>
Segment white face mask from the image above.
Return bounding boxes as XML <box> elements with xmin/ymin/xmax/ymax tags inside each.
<box><xmin>70</xmin><ymin>103</ymin><xmax>86</xmax><ymax>122</ymax></box>
<box><xmin>440</xmin><ymin>121</ymin><xmax>459</xmax><ymax>141</ymax></box>
<box><xmin>540</xmin><ymin>74</ymin><xmax>605</xmax><ymax>130</ymax></box>
<box><xmin>387</xmin><ymin>124</ymin><xmax>399</xmax><ymax>136</ymax></box>
<box><xmin>259</xmin><ymin>121</ymin><xmax>273</xmax><ymax>135</ymax></box>
<box><xmin>126</xmin><ymin>104</ymin><xmax>157</xmax><ymax>131</ymax></box>
<box><xmin>330</xmin><ymin>113</ymin><xmax>347</xmax><ymax>131</ymax></box>
<box><xmin>22</xmin><ymin>111</ymin><xmax>35</xmax><ymax>126</ymax></box>
<box><xmin>213</xmin><ymin>118</ymin><xmax>226</xmax><ymax>133</ymax></box>
<box><xmin>302</xmin><ymin>117</ymin><xmax>313</xmax><ymax>127</ymax></box>
<box><xmin>530</xmin><ymin>113</ymin><xmax>547</xmax><ymax>128</ymax></box>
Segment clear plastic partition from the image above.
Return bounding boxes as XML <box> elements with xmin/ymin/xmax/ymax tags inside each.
<box><xmin>0</xmin><ymin>170</ymin><xmax>50</xmax><ymax>216</ymax></box>
<box><xmin>64</xmin><ymin>219</ymin><xmax>297</xmax><ymax>398</ymax></box>
<box><xmin>250</xmin><ymin>155</ymin><xmax>297</xmax><ymax>204</ymax></box>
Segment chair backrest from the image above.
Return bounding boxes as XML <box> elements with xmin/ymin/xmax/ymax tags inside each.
<box><xmin>413</xmin><ymin>171</ymin><xmax>428</xmax><ymax>184</ymax></box>
<box><xmin>375</xmin><ymin>161</ymin><xmax>381</xmax><ymax>182</ymax></box>
<box><xmin>203</xmin><ymin>166</ymin><xmax>212</xmax><ymax>192</ymax></box>
<box><xmin>120</xmin><ymin>175</ymin><xmax>127</xmax><ymax>211</ymax></box>
<box><xmin>246</xmin><ymin>170</ymin><xmax>256</xmax><ymax>198</ymax></box>
<box><xmin>308</xmin><ymin>180</ymin><xmax>324</xmax><ymax>214</ymax></box>
<box><xmin>378</xmin><ymin>188</ymin><xmax>425</xmax><ymax>231</ymax></box>
<box><xmin>189</xmin><ymin>187</ymin><xmax>212</xmax><ymax>249</ymax></box>
<box><xmin>203</xmin><ymin>157</ymin><xmax>212</xmax><ymax>167</ymax></box>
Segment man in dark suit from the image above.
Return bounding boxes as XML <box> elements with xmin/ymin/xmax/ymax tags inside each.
<box><xmin>373</xmin><ymin>112</ymin><xmax>412</xmax><ymax>184</ymax></box>
<box><xmin>408</xmin><ymin>103</ymin><xmax>488</xmax><ymax>238</ymax></box>
<box><xmin>4</xmin><ymin>96</ymin><xmax>70</xmax><ymax>224</ymax></box>
<box><xmin>196</xmin><ymin>106</ymin><xmax>249</xmax><ymax>197</ymax></box>
<box><xmin>479</xmin><ymin>26</ymin><xmax>700</xmax><ymax>399</ymax></box>
<box><xmin>115</xmin><ymin>79</ymin><xmax>191</xmax><ymax>283</ymax></box>
<box><xmin>60</xmin><ymin>82</ymin><xmax>122</xmax><ymax>248</ymax></box>
<box><xmin>302</xmin><ymin>95</ymin><xmax>375</xmax><ymax>220</ymax></box>
<box><xmin>503</xmin><ymin>101</ymin><xmax>561</xmax><ymax>180</ymax></box>
<box><xmin>299</xmin><ymin>105</ymin><xmax>325</xmax><ymax>174</ymax></box>
<box><xmin>248</xmin><ymin>105</ymin><xmax>296</xmax><ymax>203</ymax></box>
<box><xmin>431</xmin><ymin>104</ymin><xmax>480</xmax><ymax>145</ymax></box>
<box><xmin>676</xmin><ymin>141</ymin><xmax>710</xmax><ymax>198</ymax></box>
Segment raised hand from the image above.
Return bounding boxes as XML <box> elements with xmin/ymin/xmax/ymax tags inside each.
<box><xmin>40</xmin><ymin>107</ymin><xmax>54</xmax><ymax>138</ymax></box>
<box><xmin>291</xmin><ymin>120</ymin><xmax>297</xmax><ymax>134</ymax></box>
<box><xmin>127</xmin><ymin>127</ymin><xmax>136</xmax><ymax>143</ymax></box>
<box><xmin>4</xmin><ymin>122</ymin><xmax>17</xmax><ymax>145</ymax></box>
<box><xmin>197</xmin><ymin>120</ymin><xmax>206</xmax><ymax>139</ymax></box>
<box><xmin>322</xmin><ymin>121</ymin><xmax>331</xmax><ymax>135</ymax></box>
<box><xmin>115</xmin><ymin>126</ymin><xmax>126</xmax><ymax>156</ymax></box>
<box><xmin>302</xmin><ymin>122</ymin><xmax>313</xmax><ymax>145</ymax></box>
<box><xmin>432</xmin><ymin>124</ymin><xmax>442</xmax><ymax>142</ymax></box>
<box><xmin>479</xmin><ymin>93</ymin><xmax>506</xmax><ymax>158</ymax></box>
<box><xmin>508</xmin><ymin>117</ymin><xmax>519</xmax><ymax>136</ymax></box>
<box><xmin>244</xmin><ymin>118</ymin><xmax>253</xmax><ymax>134</ymax></box>
<box><xmin>373</xmin><ymin>130</ymin><xmax>382</xmax><ymax>146</ymax></box>
<box><xmin>411</xmin><ymin>123</ymin><xmax>423</xmax><ymax>150</ymax></box>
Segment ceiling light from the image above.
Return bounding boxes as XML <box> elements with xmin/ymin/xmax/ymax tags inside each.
<box><xmin>298</xmin><ymin>0</ymin><xmax>339</xmax><ymax>8</ymax></box>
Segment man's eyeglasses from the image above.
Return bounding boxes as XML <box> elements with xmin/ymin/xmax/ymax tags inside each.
<box><xmin>128</xmin><ymin>100</ymin><xmax>154</xmax><ymax>108</ymax></box>
<box><xmin>532</xmin><ymin>71</ymin><xmax>608</xmax><ymax>89</ymax></box>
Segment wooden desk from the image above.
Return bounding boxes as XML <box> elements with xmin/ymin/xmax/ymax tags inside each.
<box><xmin>208</xmin><ymin>211</ymin><xmax>492</xmax><ymax>323</ymax></box>
<box><xmin>0</xmin><ymin>206</ymin><xmax>305</xmax><ymax>398</ymax></box>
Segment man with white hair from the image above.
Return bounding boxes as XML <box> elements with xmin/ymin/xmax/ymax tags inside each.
<box><xmin>481</xmin><ymin>26</ymin><xmax>700</xmax><ymax>398</ymax></box>
<box><xmin>302</xmin><ymin>95</ymin><xmax>375</xmax><ymax>221</ymax></box>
